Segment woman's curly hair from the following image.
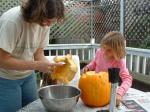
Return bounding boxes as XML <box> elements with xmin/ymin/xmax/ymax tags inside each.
<box><xmin>21</xmin><ymin>0</ymin><xmax>65</xmax><ymax>25</ymax></box>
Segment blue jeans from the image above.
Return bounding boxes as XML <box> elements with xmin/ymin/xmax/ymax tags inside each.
<box><xmin>0</xmin><ymin>72</ymin><xmax>38</xmax><ymax>112</ymax></box>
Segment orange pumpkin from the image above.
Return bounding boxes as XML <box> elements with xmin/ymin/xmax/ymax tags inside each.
<box><xmin>78</xmin><ymin>71</ymin><xmax>111</xmax><ymax>107</ymax></box>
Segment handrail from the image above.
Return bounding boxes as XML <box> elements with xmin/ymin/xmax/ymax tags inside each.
<box><xmin>45</xmin><ymin>44</ymin><xmax>150</xmax><ymax>58</ymax></box>
<box><xmin>126</xmin><ymin>47</ymin><xmax>150</xmax><ymax>58</ymax></box>
<box><xmin>45</xmin><ymin>44</ymin><xmax>100</xmax><ymax>50</ymax></box>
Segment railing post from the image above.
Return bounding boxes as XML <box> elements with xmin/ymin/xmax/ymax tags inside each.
<box><xmin>90</xmin><ymin>0</ymin><xmax>94</xmax><ymax>39</ymax></box>
<box><xmin>89</xmin><ymin>0</ymin><xmax>95</xmax><ymax>60</ymax></box>
<box><xmin>120</xmin><ymin>0</ymin><xmax>125</xmax><ymax>34</ymax></box>
<box><xmin>129</xmin><ymin>54</ymin><xmax>133</xmax><ymax>71</ymax></box>
<box><xmin>90</xmin><ymin>38</ymin><xmax>95</xmax><ymax>60</ymax></box>
<box><xmin>135</xmin><ymin>56</ymin><xmax>140</xmax><ymax>73</ymax></box>
<box><xmin>120</xmin><ymin>0</ymin><xmax>126</xmax><ymax>63</ymax></box>
<box><xmin>142</xmin><ymin>57</ymin><xmax>146</xmax><ymax>75</ymax></box>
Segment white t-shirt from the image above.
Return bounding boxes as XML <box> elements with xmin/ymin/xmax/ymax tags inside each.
<box><xmin>0</xmin><ymin>6</ymin><xmax>50</xmax><ymax>79</ymax></box>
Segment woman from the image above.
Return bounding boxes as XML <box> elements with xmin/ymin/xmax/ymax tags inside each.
<box><xmin>0</xmin><ymin>0</ymin><xmax>64</xmax><ymax>112</ymax></box>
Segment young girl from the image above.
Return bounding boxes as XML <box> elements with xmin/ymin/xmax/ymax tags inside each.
<box><xmin>83</xmin><ymin>31</ymin><xmax>133</xmax><ymax>106</ymax></box>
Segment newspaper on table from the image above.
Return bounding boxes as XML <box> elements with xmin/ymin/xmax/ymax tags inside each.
<box><xmin>74</xmin><ymin>88</ymin><xmax>150</xmax><ymax>112</ymax></box>
<box><xmin>120</xmin><ymin>88</ymin><xmax>150</xmax><ymax>112</ymax></box>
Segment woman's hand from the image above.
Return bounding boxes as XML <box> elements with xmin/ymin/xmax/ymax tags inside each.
<box><xmin>35</xmin><ymin>61</ymin><xmax>62</xmax><ymax>73</ymax></box>
<box><xmin>116</xmin><ymin>94</ymin><xmax>122</xmax><ymax>107</ymax></box>
<box><xmin>82</xmin><ymin>66</ymin><xmax>89</xmax><ymax>73</ymax></box>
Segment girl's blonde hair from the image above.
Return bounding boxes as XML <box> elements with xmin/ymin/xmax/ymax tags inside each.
<box><xmin>101</xmin><ymin>31</ymin><xmax>126</xmax><ymax>60</ymax></box>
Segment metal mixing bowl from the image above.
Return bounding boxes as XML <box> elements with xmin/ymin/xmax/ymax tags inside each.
<box><xmin>38</xmin><ymin>85</ymin><xmax>81</xmax><ymax>112</ymax></box>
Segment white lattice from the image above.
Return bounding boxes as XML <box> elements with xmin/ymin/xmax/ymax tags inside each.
<box><xmin>0</xmin><ymin>0</ymin><xmax>20</xmax><ymax>16</ymax></box>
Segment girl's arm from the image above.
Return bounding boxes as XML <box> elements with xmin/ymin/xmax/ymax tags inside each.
<box><xmin>86</xmin><ymin>49</ymin><xmax>100</xmax><ymax>71</ymax></box>
<box><xmin>117</xmin><ymin>59</ymin><xmax>133</xmax><ymax>97</ymax></box>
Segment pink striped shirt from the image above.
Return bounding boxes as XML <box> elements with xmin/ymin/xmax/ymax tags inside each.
<box><xmin>86</xmin><ymin>48</ymin><xmax>133</xmax><ymax>97</ymax></box>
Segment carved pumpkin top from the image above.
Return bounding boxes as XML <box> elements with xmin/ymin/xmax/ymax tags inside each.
<box><xmin>51</xmin><ymin>54</ymin><xmax>78</xmax><ymax>84</ymax></box>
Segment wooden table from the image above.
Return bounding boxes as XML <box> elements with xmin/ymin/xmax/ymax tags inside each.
<box><xmin>18</xmin><ymin>88</ymin><xmax>150</xmax><ymax>112</ymax></box>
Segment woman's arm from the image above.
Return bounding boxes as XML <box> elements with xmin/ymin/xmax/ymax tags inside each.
<box><xmin>0</xmin><ymin>48</ymin><xmax>53</xmax><ymax>73</ymax></box>
<box><xmin>34</xmin><ymin>48</ymin><xmax>49</xmax><ymax>62</ymax></box>
<box><xmin>0</xmin><ymin>48</ymin><xmax>37</xmax><ymax>70</ymax></box>
<box><xmin>34</xmin><ymin>48</ymin><xmax>62</xmax><ymax>71</ymax></box>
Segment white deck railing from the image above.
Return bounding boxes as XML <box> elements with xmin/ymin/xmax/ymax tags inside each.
<box><xmin>126</xmin><ymin>47</ymin><xmax>150</xmax><ymax>75</ymax></box>
<box><xmin>45</xmin><ymin>44</ymin><xmax>99</xmax><ymax>62</ymax></box>
<box><xmin>45</xmin><ymin>44</ymin><xmax>150</xmax><ymax>76</ymax></box>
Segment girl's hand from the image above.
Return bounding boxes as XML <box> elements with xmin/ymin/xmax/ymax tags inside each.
<box><xmin>116</xmin><ymin>94</ymin><xmax>122</xmax><ymax>107</ymax></box>
<box><xmin>82</xmin><ymin>67</ymin><xmax>89</xmax><ymax>73</ymax></box>
<box><xmin>35</xmin><ymin>61</ymin><xmax>62</xmax><ymax>73</ymax></box>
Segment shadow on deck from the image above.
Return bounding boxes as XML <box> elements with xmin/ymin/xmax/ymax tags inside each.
<box><xmin>132</xmin><ymin>79</ymin><xmax>150</xmax><ymax>92</ymax></box>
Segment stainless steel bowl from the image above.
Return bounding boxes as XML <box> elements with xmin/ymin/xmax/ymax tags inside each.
<box><xmin>38</xmin><ymin>85</ymin><xmax>81</xmax><ymax>112</ymax></box>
